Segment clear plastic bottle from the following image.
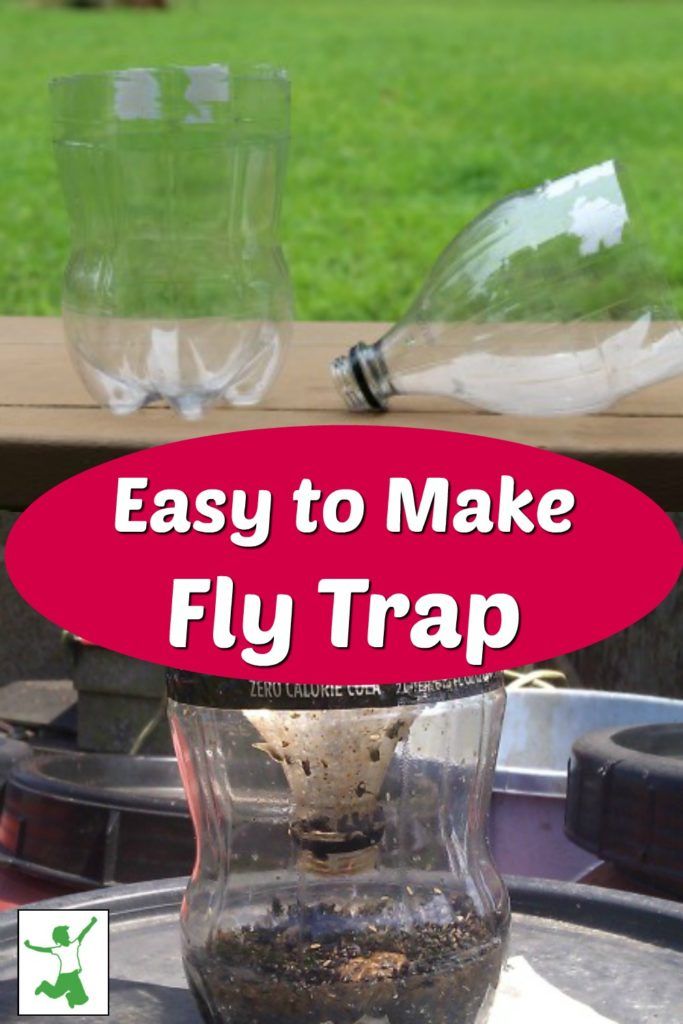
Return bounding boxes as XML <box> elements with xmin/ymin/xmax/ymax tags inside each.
<box><xmin>51</xmin><ymin>65</ymin><xmax>292</xmax><ymax>420</ymax></box>
<box><xmin>167</xmin><ymin>673</ymin><xmax>509</xmax><ymax>1024</ymax></box>
<box><xmin>332</xmin><ymin>161</ymin><xmax>683</xmax><ymax>416</ymax></box>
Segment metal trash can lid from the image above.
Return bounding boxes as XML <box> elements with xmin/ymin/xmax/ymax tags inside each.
<box><xmin>496</xmin><ymin>689</ymin><xmax>683</xmax><ymax>797</ymax></box>
<box><xmin>0</xmin><ymin>751</ymin><xmax>193</xmax><ymax>888</ymax></box>
<box><xmin>0</xmin><ymin>877</ymin><xmax>681</xmax><ymax>1023</ymax></box>
<box><xmin>566</xmin><ymin>723</ymin><xmax>683</xmax><ymax>895</ymax></box>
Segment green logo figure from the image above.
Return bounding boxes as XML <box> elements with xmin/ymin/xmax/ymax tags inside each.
<box><xmin>24</xmin><ymin>916</ymin><xmax>97</xmax><ymax>1009</ymax></box>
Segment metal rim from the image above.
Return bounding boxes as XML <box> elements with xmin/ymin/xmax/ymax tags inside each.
<box><xmin>5</xmin><ymin>752</ymin><xmax>186</xmax><ymax>814</ymax></box>
<box><xmin>2</xmin><ymin>876</ymin><xmax>682</xmax><ymax>951</ymax></box>
<box><xmin>493</xmin><ymin>766</ymin><xmax>567</xmax><ymax>798</ymax></box>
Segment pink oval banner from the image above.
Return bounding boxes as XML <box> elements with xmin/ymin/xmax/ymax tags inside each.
<box><xmin>6</xmin><ymin>426</ymin><xmax>681</xmax><ymax>684</ymax></box>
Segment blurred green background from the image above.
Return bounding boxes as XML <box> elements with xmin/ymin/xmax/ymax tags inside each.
<box><xmin>1</xmin><ymin>0</ymin><xmax>682</xmax><ymax>320</ymax></box>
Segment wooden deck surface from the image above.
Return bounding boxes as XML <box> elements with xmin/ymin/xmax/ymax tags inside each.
<box><xmin>1</xmin><ymin>317</ymin><xmax>681</xmax><ymax>508</ymax></box>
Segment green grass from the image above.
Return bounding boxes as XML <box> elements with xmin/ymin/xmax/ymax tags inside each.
<box><xmin>2</xmin><ymin>0</ymin><xmax>683</xmax><ymax>320</ymax></box>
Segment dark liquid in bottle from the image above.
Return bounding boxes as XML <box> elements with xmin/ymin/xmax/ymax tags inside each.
<box><xmin>185</xmin><ymin>898</ymin><xmax>507</xmax><ymax>1024</ymax></box>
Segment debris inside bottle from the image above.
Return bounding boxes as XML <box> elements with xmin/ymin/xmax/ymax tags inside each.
<box><xmin>185</xmin><ymin>893</ymin><xmax>506</xmax><ymax>1024</ymax></box>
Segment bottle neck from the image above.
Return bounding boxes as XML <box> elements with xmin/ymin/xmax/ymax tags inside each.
<box><xmin>331</xmin><ymin>342</ymin><xmax>394</xmax><ymax>412</ymax></box>
<box><xmin>296</xmin><ymin>844</ymin><xmax>379</xmax><ymax>876</ymax></box>
<box><xmin>290</xmin><ymin>806</ymin><xmax>385</xmax><ymax>876</ymax></box>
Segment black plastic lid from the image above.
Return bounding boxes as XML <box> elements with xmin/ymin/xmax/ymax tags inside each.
<box><xmin>166</xmin><ymin>671</ymin><xmax>503</xmax><ymax>709</ymax></box>
<box><xmin>565</xmin><ymin>723</ymin><xmax>683</xmax><ymax>895</ymax></box>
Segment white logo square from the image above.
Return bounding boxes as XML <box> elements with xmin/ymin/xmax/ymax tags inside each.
<box><xmin>18</xmin><ymin>909</ymin><xmax>109</xmax><ymax>1016</ymax></box>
